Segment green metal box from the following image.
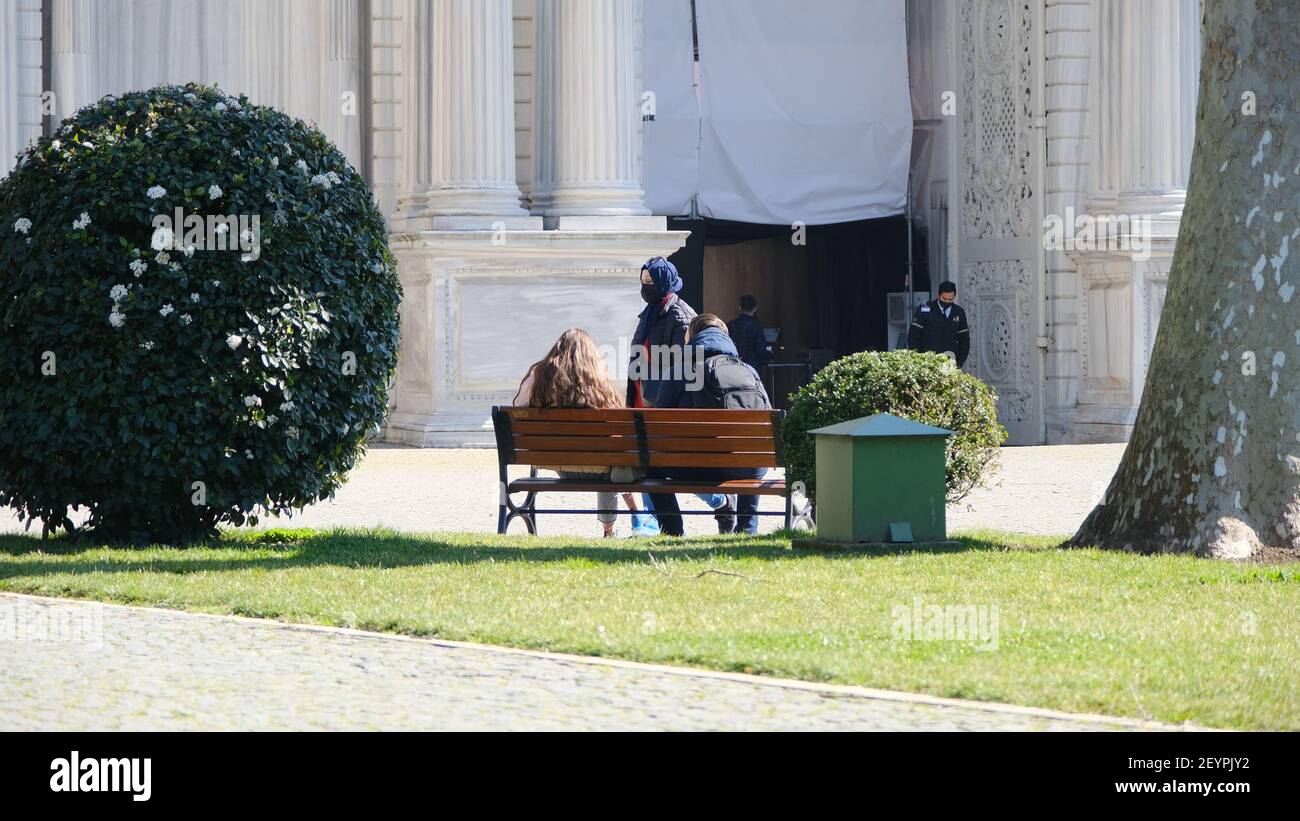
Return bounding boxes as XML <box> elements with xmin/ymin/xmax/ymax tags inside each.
<box><xmin>809</xmin><ymin>413</ymin><xmax>952</xmax><ymax>544</ymax></box>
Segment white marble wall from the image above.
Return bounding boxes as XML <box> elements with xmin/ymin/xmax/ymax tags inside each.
<box><xmin>0</xmin><ymin>0</ymin><xmax>44</xmax><ymax>177</ymax></box>
<box><xmin>1062</xmin><ymin>0</ymin><xmax>1198</xmax><ymax>441</ymax></box>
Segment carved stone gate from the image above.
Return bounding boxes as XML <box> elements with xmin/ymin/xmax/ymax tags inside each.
<box><xmin>955</xmin><ymin>0</ymin><xmax>1044</xmax><ymax>444</ymax></box>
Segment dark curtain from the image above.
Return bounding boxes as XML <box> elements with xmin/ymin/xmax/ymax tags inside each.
<box><xmin>666</xmin><ymin>214</ymin><xmax>926</xmax><ymax>360</ymax></box>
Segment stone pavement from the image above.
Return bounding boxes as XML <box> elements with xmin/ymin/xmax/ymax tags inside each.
<box><xmin>0</xmin><ymin>593</ymin><xmax>1171</xmax><ymax>731</ymax></box>
<box><xmin>1</xmin><ymin>443</ymin><xmax>1128</xmax><ymax>538</ymax></box>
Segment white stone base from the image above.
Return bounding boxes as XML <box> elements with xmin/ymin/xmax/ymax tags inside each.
<box><xmin>541</xmin><ymin>215</ymin><xmax>667</xmax><ymax>231</ymax></box>
<box><xmin>382</xmin><ymin>228</ymin><xmax>690</xmax><ymax>447</ymax></box>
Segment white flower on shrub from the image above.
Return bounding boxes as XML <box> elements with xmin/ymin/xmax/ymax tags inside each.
<box><xmin>150</xmin><ymin>226</ymin><xmax>174</xmax><ymax>251</ymax></box>
<box><xmin>214</xmin><ymin>223</ymin><xmax>229</xmax><ymax>236</ymax></box>
<box><xmin>155</xmin><ymin>251</ymin><xmax>171</xmax><ymax>265</ymax></box>
<box><xmin>310</xmin><ymin>174</ymin><xmax>330</xmax><ymax>190</ymax></box>
<box><xmin>243</xmin><ymin>395</ymin><xmax>261</xmax><ymax>408</ymax></box>
<box><xmin>226</xmin><ymin>334</ymin><xmax>243</xmax><ymax>350</ymax></box>
<box><xmin>13</xmin><ymin>218</ymin><xmax>32</xmax><ymax>234</ymax></box>
<box><xmin>81</xmin><ymin>142</ymin><xmax>95</xmax><ymax>151</ymax></box>
<box><xmin>239</xmin><ymin>229</ymin><xmax>255</xmax><ymax>245</ymax></box>
<box><xmin>182</xmin><ymin>244</ymin><xmax>196</xmax><ymax>257</ymax></box>
<box><xmin>129</xmin><ymin>259</ymin><xmax>148</xmax><ymax>277</ymax></box>
<box><xmin>51</xmin><ymin>139</ymin><xmax>61</xmax><ymax>150</ymax></box>
<box><xmin>169</xmin><ymin>262</ymin><xmax>181</xmax><ymax>272</ymax></box>
<box><xmin>179</xmin><ymin>314</ymin><xmax>193</xmax><ymax>326</ymax></box>
<box><xmin>146</xmin><ymin>185</ymin><xmax>167</xmax><ymax>200</ymax></box>
<box><xmin>270</xmin><ymin>156</ymin><xmax>279</xmax><ymax>169</ymax></box>
<box><xmin>227</xmin><ymin>98</ymin><xmax>242</xmax><ymax>111</ymax></box>
<box><xmin>191</xmin><ymin>293</ymin><xmax>201</xmax><ymax>303</ymax></box>
<box><xmin>108</xmin><ymin>309</ymin><xmax>126</xmax><ymax>328</ymax></box>
<box><xmin>286</xmin><ymin>427</ymin><xmax>300</xmax><ymax>439</ymax></box>
<box><xmin>208</xmin><ymin>184</ymin><xmax>223</xmax><ymax>200</ymax></box>
<box><xmin>279</xmin><ymin>401</ymin><xmax>295</xmax><ymax>412</ymax></box>
<box><xmin>140</xmin><ymin>340</ymin><xmax>154</xmax><ymax>351</ymax></box>
<box><xmin>266</xmin><ymin>415</ymin><xmax>278</xmax><ymax>426</ymax></box>
<box><xmin>110</xmin><ymin>284</ymin><xmax>129</xmax><ymax>302</ymax></box>
<box><xmin>214</xmin><ymin>102</ymin><xmax>227</xmax><ymax>113</ymax></box>
<box><xmin>184</xmin><ymin>93</ymin><xmax>198</xmax><ymax>102</ymax></box>
<box><xmin>159</xmin><ymin>304</ymin><xmax>175</xmax><ymax>318</ymax></box>
<box><xmin>211</xmin><ymin>280</ymin><xmax>221</xmax><ymax>288</ymax></box>
<box><xmin>295</xmin><ymin>159</ymin><xmax>308</xmax><ymax>174</ymax></box>
<box><xmin>71</xmin><ymin>212</ymin><xmax>92</xmax><ymax>230</ymax></box>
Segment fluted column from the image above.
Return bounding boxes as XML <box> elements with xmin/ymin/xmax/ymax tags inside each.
<box><xmin>533</xmin><ymin>0</ymin><xmax>652</xmax><ymax>221</ymax></box>
<box><xmin>1089</xmin><ymin>0</ymin><xmax>1200</xmax><ymax>235</ymax></box>
<box><xmin>322</xmin><ymin>0</ymin><xmax>363</xmax><ymax>171</ymax></box>
<box><xmin>395</xmin><ymin>0</ymin><xmax>532</xmax><ymax>230</ymax></box>
<box><xmin>51</xmin><ymin>0</ymin><xmax>95</xmax><ymax>122</ymax></box>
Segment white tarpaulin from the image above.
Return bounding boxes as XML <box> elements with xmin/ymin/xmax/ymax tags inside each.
<box><xmin>643</xmin><ymin>0</ymin><xmax>911</xmax><ymax>225</ymax></box>
<box><xmin>641</xmin><ymin>0</ymin><xmax>700</xmax><ymax>217</ymax></box>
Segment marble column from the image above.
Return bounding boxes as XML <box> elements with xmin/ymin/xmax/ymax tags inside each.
<box><xmin>1089</xmin><ymin>0</ymin><xmax>1200</xmax><ymax>235</ymax></box>
<box><xmin>394</xmin><ymin>0</ymin><xmax>536</xmax><ymax>230</ymax></box>
<box><xmin>322</xmin><ymin>0</ymin><xmax>363</xmax><ymax>171</ymax></box>
<box><xmin>51</xmin><ymin>0</ymin><xmax>95</xmax><ymax>122</ymax></box>
<box><xmin>533</xmin><ymin>0</ymin><xmax>659</xmax><ymax>228</ymax></box>
<box><xmin>1068</xmin><ymin>0</ymin><xmax>1200</xmax><ymax>438</ymax></box>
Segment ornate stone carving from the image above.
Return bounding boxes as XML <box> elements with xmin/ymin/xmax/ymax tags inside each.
<box><xmin>963</xmin><ymin>259</ymin><xmax>1032</xmax><ymax>422</ymax></box>
<box><xmin>960</xmin><ymin>0</ymin><xmax>1035</xmax><ymax>241</ymax></box>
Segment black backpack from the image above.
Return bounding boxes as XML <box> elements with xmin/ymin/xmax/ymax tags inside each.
<box><xmin>701</xmin><ymin>354</ymin><xmax>771</xmax><ymax>410</ymax></box>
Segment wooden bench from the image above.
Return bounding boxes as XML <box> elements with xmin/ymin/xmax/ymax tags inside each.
<box><xmin>491</xmin><ymin>406</ymin><xmax>808</xmax><ymax>534</ymax></box>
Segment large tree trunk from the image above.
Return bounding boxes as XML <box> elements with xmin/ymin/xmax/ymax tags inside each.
<box><xmin>1071</xmin><ymin>0</ymin><xmax>1300</xmax><ymax>559</ymax></box>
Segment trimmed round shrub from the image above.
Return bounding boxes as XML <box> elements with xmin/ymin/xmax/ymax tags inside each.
<box><xmin>0</xmin><ymin>84</ymin><xmax>401</xmax><ymax>542</ymax></box>
<box><xmin>783</xmin><ymin>350</ymin><xmax>1006</xmax><ymax>503</ymax></box>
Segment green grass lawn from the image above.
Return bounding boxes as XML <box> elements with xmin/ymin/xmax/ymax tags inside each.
<box><xmin>2</xmin><ymin>527</ymin><xmax>1297</xmax><ymax>730</ymax></box>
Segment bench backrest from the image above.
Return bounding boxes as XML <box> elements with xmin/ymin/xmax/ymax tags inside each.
<box><xmin>492</xmin><ymin>406</ymin><xmax>784</xmax><ymax>469</ymax></box>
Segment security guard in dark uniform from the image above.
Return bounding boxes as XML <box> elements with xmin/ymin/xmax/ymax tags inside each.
<box><xmin>907</xmin><ymin>281</ymin><xmax>970</xmax><ymax>367</ymax></box>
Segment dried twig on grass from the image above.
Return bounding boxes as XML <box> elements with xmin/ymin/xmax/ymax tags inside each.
<box><xmin>694</xmin><ymin>569</ymin><xmax>765</xmax><ymax>582</ymax></box>
<box><xmin>646</xmin><ymin>552</ymin><xmax>763</xmax><ymax>582</ymax></box>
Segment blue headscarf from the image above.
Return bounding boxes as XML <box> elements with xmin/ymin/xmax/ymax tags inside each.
<box><xmin>634</xmin><ymin>256</ymin><xmax>684</xmax><ymax>339</ymax></box>
<box><xmin>642</xmin><ymin>257</ymin><xmax>682</xmax><ymax>298</ymax></box>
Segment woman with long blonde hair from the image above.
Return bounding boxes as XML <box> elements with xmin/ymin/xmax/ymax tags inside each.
<box><xmin>514</xmin><ymin>329</ymin><xmax>645</xmax><ymax>537</ymax></box>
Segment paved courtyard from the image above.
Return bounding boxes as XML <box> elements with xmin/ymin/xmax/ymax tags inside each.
<box><xmin>0</xmin><ymin>442</ymin><xmax>1128</xmax><ymax>538</ymax></box>
<box><xmin>0</xmin><ymin>593</ymin><xmax>1168</xmax><ymax>731</ymax></box>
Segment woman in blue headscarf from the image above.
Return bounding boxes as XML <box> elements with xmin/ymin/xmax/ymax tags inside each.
<box><xmin>625</xmin><ymin>257</ymin><xmax>731</xmax><ymax>537</ymax></box>
<box><xmin>627</xmin><ymin>256</ymin><xmax>697</xmax><ymax>409</ymax></box>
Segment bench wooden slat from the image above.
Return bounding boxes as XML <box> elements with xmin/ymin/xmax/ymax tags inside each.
<box><xmin>509</xmin><ymin>477</ymin><xmax>789</xmax><ymax>496</ymax></box>
<box><xmin>505</xmin><ymin>407</ymin><xmax>777</xmax><ymax>423</ymax></box>
<box><xmin>512</xmin><ymin>451</ymin><xmax>779</xmax><ymax>468</ymax></box>
<box><xmin>514</xmin><ymin>435</ymin><xmax>775</xmax><ymax>453</ymax></box>
<box><xmin>510</xmin><ymin>420</ymin><xmax>775</xmax><ymax>438</ymax></box>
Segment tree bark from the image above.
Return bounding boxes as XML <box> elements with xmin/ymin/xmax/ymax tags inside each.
<box><xmin>1071</xmin><ymin>0</ymin><xmax>1300</xmax><ymax>559</ymax></box>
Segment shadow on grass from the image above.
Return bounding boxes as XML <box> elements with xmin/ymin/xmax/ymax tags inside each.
<box><xmin>0</xmin><ymin>527</ymin><xmax>1033</xmax><ymax>580</ymax></box>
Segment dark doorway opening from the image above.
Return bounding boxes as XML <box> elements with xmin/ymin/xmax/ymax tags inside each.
<box><xmin>666</xmin><ymin>215</ymin><xmax>928</xmax><ymax>406</ymax></box>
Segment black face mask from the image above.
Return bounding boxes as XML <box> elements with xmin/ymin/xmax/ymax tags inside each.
<box><xmin>641</xmin><ymin>284</ymin><xmax>662</xmax><ymax>304</ymax></box>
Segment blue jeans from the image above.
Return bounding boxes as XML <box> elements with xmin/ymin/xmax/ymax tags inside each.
<box><xmin>647</xmin><ymin>468</ymin><xmax>766</xmax><ymax>536</ymax></box>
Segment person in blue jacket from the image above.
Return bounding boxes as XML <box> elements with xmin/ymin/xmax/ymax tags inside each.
<box><xmin>647</xmin><ymin>314</ymin><xmax>772</xmax><ymax>536</ymax></box>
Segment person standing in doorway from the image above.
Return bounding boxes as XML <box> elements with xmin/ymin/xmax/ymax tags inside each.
<box><xmin>907</xmin><ymin>280</ymin><xmax>970</xmax><ymax>367</ymax></box>
<box><xmin>727</xmin><ymin>294</ymin><xmax>772</xmax><ymax>375</ymax></box>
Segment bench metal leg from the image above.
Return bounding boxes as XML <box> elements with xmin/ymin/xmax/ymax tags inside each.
<box><xmin>784</xmin><ymin>492</ymin><xmax>793</xmax><ymax>531</ymax></box>
<box><xmin>502</xmin><ymin>489</ymin><xmax>539</xmax><ymax>535</ymax></box>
